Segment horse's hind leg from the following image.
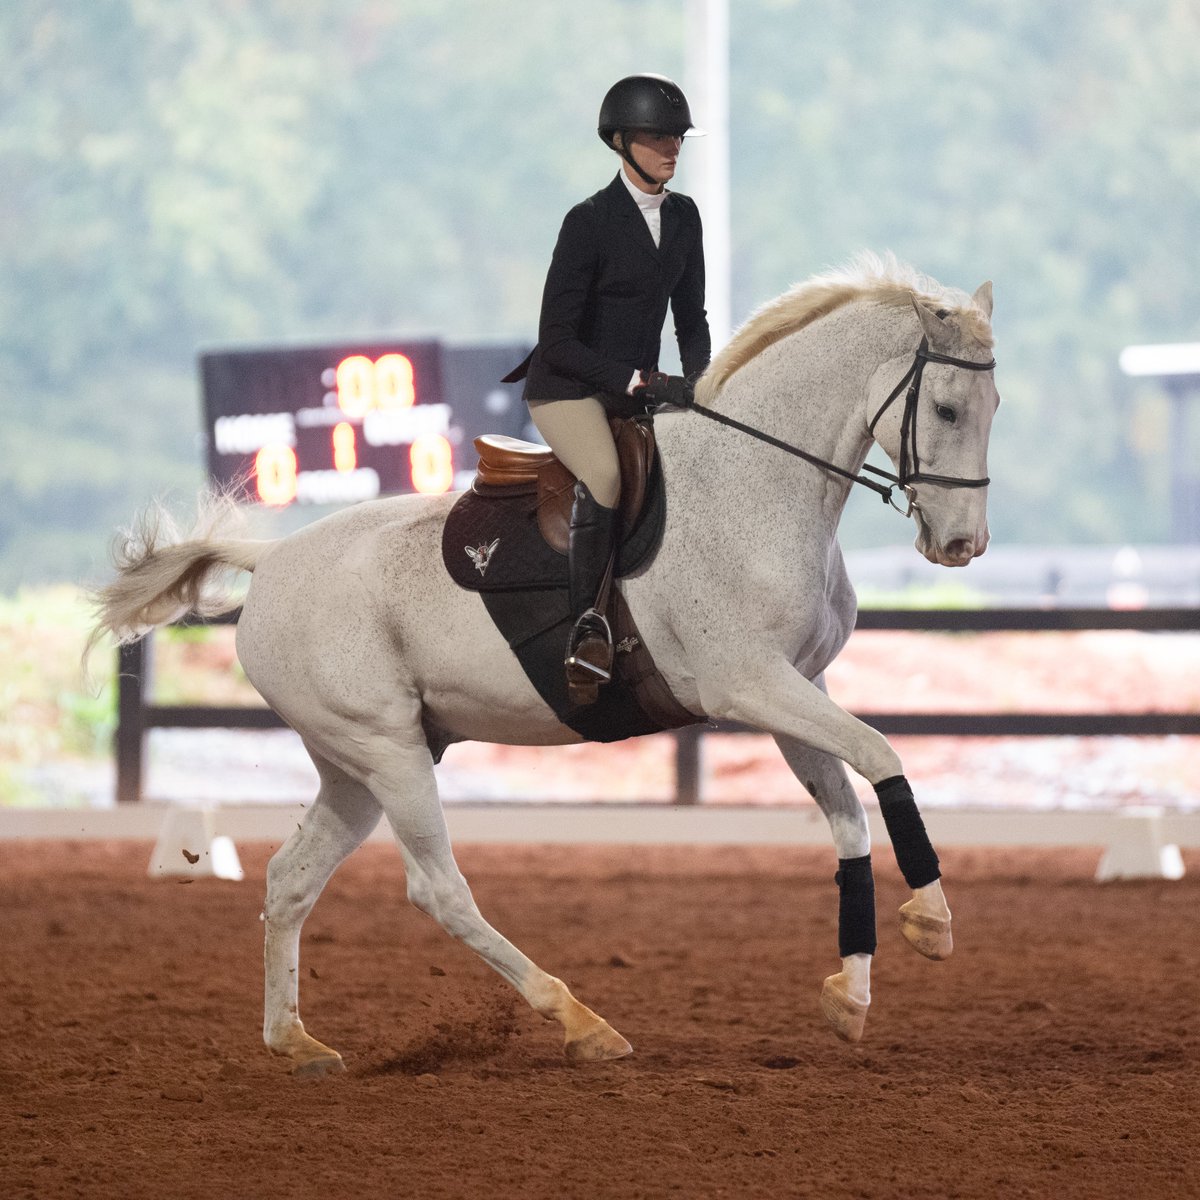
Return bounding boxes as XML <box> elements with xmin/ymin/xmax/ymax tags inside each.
<box><xmin>371</xmin><ymin>739</ymin><xmax>632</xmax><ymax>1062</ymax></box>
<box><xmin>262</xmin><ymin>748</ymin><xmax>382</xmax><ymax>1076</ymax></box>
<box><xmin>774</xmin><ymin>728</ymin><xmax>874</xmax><ymax>1043</ymax></box>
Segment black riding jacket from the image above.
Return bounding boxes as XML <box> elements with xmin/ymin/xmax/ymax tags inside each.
<box><xmin>515</xmin><ymin>173</ymin><xmax>710</xmax><ymax>409</ymax></box>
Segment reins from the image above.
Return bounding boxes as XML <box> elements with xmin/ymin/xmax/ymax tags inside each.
<box><xmin>682</xmin><ymin>336</ymin><xmax>996</xmax><ymax>517</ymax></box>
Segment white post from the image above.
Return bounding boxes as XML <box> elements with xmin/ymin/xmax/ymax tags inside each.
<box><xmin>1095</xmin><ymin>807</ymin><xmax>1185</xmax><ymax>882</ymax></box>
<box><xmin>685</xmin><ymin>0</ymin><xmax>732</xmax><ymax>348</ymax></box>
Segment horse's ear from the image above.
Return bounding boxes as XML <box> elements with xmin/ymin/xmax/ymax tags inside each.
<box><xmin>909</xmin><ymin>295</ymin><xmax>945</xmax><ymax>344</ymax></box>
<box><xmin>972</xmin><ymin>281</ymin><xmax>994</xmax><ymax>319</ymax></box>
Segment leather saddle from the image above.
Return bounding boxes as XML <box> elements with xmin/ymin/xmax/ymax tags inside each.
<box><xmin>471</xmin><ymin>416</ymin><xmax>657</xmax><ymax>554</ymax></box>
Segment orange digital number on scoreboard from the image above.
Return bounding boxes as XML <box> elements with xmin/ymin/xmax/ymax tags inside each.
<box><xmin>335</xmin><ymin>354</ymin><xmax>416</xmax><ymax>417</ymax></box>
<box><xmin>332</xmin><ymin>422</ymin><xmax>357</xmax><ymax>472</ymax></box>
<box><xmin>410</xmin><ymin>434</ymin><xmax>454</xmax><ymax>494</ymax></box>
<box><xmin>255</xmin><ymin>444</ymin><xmax>298</xmax><ymax>506</ymax></box>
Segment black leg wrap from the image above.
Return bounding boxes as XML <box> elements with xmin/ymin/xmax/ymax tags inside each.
<box><xmin>874</xmin><ymin>774</ymin><xmax>941</xmax><ymax>889</ymax></box>
<box><xmin>835</xmin><ymin>854</ymin><xmax>877</xmax><ymax>958</ymax></box>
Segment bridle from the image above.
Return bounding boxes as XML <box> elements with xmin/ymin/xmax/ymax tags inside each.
<box><xmin>683</xmin><ymin>336</ymin><xmax>996</xmax><ymax>517</ymax></box>
<box><xmin>862</xmin><ymin>336</ymin><xmax>996</xmax><ymax>512</ymax></box>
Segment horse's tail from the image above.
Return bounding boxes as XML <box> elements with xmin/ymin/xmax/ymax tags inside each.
<box><xmin>86</xmin><ymin>491</ymin><xmax>271</xmax><ymax>659</ymax></box>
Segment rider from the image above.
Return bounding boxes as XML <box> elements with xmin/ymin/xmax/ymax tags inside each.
<box><xmin>509</xmin><ymin>73</ymin><xmax>711</xmax><ymax>697</ymax></box>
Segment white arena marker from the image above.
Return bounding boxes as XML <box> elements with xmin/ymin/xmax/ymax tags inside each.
<box><xmin>148</xmin><ymin>807</ymin><xmax>244</xmax><ymax>882</ymax></box>
<box><xmin>1095</xmin><ymin>807</ymin><xmax>1185</xmax><ymax>883</ymax></box>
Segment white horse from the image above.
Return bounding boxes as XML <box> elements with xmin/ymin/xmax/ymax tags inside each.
<box><xmin>91</xmin><ymin>254</ymin><xmax>999</xmax><ymax>1074</ymax></box>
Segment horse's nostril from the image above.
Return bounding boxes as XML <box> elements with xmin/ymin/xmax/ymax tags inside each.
<box><xmin>944</xmin><ymin>538</ymin><xmax>974</xmax><ymax>561</ymax></box>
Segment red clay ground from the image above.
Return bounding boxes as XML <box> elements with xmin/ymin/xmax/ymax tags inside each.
<box><xmin>1</xmin><ymin>840</ymin><xmax>1197</xmax><ymax>1200</ymax></box>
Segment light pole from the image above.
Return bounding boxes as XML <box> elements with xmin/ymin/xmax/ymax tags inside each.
<box><xmin>685</xmin><ymin>0</ymin><xmax>731</xmax><ymax>348</ymax></box>
<box><xmin>1119</xmin><ymin>343</ymin><xmax>1200</xmax><ymax>543</ymax></box>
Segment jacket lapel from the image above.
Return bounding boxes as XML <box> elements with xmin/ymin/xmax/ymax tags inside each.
<box><xmin>658</xmin><ymin>193</ymin><xmax>680</xmax><ymax>260</ymax></box>
<box><xmin>606</xmin><ymin>173</ymin><xmax>661</xmax><ymax>263</ymax></box>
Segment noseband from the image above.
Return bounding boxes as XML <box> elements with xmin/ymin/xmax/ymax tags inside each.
<box><xmin>683</xmin><ymin>336</ymin><xmax>996</xmax><ymax>517</ymax></box>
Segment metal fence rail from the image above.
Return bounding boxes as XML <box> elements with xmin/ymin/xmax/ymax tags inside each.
<box><xmin>116</xmin><ymin>608</ymin><xmax>1200</xmax><ymax>805</ymax></box>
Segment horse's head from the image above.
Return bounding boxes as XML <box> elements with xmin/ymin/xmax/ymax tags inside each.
<box><xmin>868</xmin><ymin>283</ymin><xmax>999</xmax><ymax>567</ymax></box>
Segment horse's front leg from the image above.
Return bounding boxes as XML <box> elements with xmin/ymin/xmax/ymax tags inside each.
<box><xmin>700</xmin><ymin>655</ymin><xmax>953</xmax><ymax>965</ymax></box>
<box><xmin>773</xmin><ymin>724</ymin><xmax>874</xmax><ymax>1043</ymax></box>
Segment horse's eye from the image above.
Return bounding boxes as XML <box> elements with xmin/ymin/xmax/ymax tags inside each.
<box><xmin>936</xmin><ymin>404</ymin><xmax>957</xmax><ymax>424</ymax></box>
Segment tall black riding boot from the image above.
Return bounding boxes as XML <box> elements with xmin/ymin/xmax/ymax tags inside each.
<box><xmin>565</xmin><ymin>481</ymin><xmax>619</xmax><ymax>705</ymax></box>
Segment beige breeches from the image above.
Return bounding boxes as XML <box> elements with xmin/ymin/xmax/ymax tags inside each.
<box><xmin>528</xmin><ymin>397</ymin><xmax>621</xmax><ymax>509</ymax></box>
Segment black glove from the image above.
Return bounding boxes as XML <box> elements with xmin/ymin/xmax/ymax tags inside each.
<box><xmin>633</xmin><ymin>371</ymin><xmax>695</xmax><ymax>409</ymax></box>
<box><xmin>606</xmin><ymin>389</ymin><xmax>653</xmax><ymax>419</ymax></box>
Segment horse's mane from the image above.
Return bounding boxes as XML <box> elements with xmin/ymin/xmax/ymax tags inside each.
<box><xmin>694</xmin><ymin>251</ymin><xmax>994</xmax><ymax>405</ymax></box>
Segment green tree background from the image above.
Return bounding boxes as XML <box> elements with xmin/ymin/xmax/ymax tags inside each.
<box><xmin>2</xmin><ymin>0</ymin><xmax>1196</xmax><ymax>592</ymax></box>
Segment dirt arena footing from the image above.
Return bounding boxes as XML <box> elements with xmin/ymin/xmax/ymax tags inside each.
<box><xmin>1</xmin><ymin>841</ymin><xmax>1197</xmax><ymax>1200</ymax></box>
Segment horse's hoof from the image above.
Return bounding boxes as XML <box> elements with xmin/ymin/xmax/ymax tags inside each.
<box><xmin>291</xmin><ymin>1051</ymin><xmax>346</xmax><ymax>1079</ymax></box>
<box><xmin>565</xmin><ymin>1022</ymin><xmax>633</xmax><ymax>1062</ymax></box>
<box><xmin>270</xmin><ymin>1027</ymin><xmax>346</xmax><ymax>1077</ymax></box>
<box><xmin>820</xmin><ymin>973</ymin><xmax>868</xmax><ymax>1043</ymax></box>
<box><xmin>899</xmin><ymin>900</ymin><xmax>953</xmax><ymax>960</ymax></box>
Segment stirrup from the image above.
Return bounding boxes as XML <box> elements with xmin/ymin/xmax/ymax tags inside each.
<box><xmin>566</xmin><ymin>654</ymin><xmax>612</xmax><ymax>682</ymax></box>
<box><xmin>565</xmin><ymin>609</ymin><xmax>613</xmax><ymax>704</ymax></box>
<box><xmin>565</xmin><ymin>609</ymin><xmax>613</xmax><ymax>676</ymax></box>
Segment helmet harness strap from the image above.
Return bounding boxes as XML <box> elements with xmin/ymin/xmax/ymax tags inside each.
<box><xmin>615</xmin><ymin>132</ymin><xmax>662</xmax><ymax>189</ymax></box>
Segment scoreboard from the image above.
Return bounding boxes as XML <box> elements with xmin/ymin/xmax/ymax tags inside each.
<box><xmin>200</xmin><ymin>340</ymin><xmax>530</xmax><ymax>507</ymax></box>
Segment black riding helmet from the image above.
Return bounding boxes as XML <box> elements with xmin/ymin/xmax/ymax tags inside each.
<box><xmin>598</xmin><ymin>73</ymin><xmax>704</xmax><ymax>186</ymax></box>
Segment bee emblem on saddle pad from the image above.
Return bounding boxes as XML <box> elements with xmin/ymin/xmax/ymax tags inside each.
<box><xmin>465</xmin><ymin>538</ymin><xmax>501</xmax><ymax>576</ymax></box>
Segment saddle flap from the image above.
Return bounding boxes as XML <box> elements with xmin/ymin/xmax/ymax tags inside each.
<box><xmin>442</xmin><ymin>421</ymin><xmax>666</xmax><ymax>594</ymax></box>
<box><xmin>536</xmin><ymin>418</ymin><xmax>656</xmax><ymax>553</ymax></box>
